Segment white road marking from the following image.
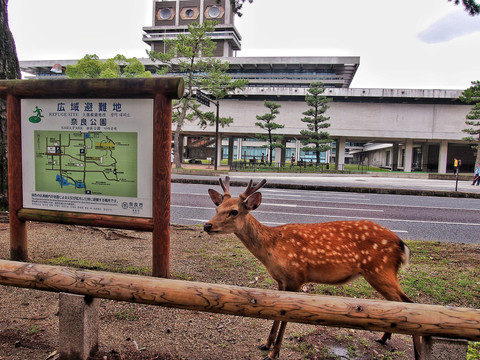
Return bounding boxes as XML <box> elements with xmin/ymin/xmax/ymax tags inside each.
<box><xmin>179</xmin><ymin>218</ymin><xmax>408</xmax><ymax>234</ymax></box>
<box><xmin>173</xmin><ymin>205</ymin><xmax>480</xmax><ymax>227</ymax></box>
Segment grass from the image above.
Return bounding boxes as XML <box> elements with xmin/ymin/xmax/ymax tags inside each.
<box><xmin>468</xmin><ymin>342</ymin><xmax>480</xmax><ymax>360</ymax></box>
<box><xmin>183</xmin><ymin>159</ymin><xmax>390</xmax><ymax>174</ymax></box>
<box><xmin>28</xmin><ymin>325</ymin><xmax>41</xmax><ymax>335</ymax></box>
<box><xmin>231</xmin><ymin>161</ymin><xmax>390</xmax><ymax>174</ymax></box>
<box><xmin>43</xmin><ymin>256</ymin><xmax>151</xmax><ymax>276</ymax></box>
<box><xmin>114</xmin><ymin>305</ymin><xmax>139</xmax><ymax>321</ymax></box>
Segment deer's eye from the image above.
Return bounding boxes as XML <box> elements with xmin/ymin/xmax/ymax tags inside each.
<box><xmin>229</xmin><ymin>209</ymin><xmax>239</xmax><ymax>217</ymax></box>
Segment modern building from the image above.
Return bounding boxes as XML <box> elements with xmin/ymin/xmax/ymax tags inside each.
<box><xmin>19</xmin><ymin>0</ymin><xmax>475</xmax><ymax>173</ymax></box>
<box><xmin>143</xmin><ymin>0</ymin><xmax>240</xmax><ymax>57</ymax></box>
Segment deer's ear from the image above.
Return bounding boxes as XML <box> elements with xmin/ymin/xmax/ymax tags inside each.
<box><xmin>244</xmin><ymin>192</ymin><xmax>262</xmax><ymax>211</ymax></box>
<box><xmin>208</xmin><ymin>189</ymin><xmax>224</xmax><ymax>206</ymax></box>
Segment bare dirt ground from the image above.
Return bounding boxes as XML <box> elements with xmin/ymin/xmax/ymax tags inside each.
<box><xmin>0</xmin><ymin>222</ymin><xmax>423</xmax><ymax>359</ymax></box>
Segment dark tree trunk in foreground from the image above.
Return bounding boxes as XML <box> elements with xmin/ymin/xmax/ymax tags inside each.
<box><xmin>0</xmin><ymin>0</ymin><xmax>20</xmax><ymax>203</ymax></box>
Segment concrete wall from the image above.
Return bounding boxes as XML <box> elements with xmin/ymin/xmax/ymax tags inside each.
<box><xmin>181</xmin><ymin>96</ymin><xmax>471</xmax><ymax>143</ymax></box>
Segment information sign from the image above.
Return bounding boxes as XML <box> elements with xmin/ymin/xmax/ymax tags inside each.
<box><xmin>21</xmin><ymin>98</ymin><xmax>153</xmax><ymax>217</ymax></box>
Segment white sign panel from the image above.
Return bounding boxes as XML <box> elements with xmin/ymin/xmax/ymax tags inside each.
<box><xmin>21</xmin><ymin>99</ymin><xmax>153</xmax><ymax>218</ymax></box>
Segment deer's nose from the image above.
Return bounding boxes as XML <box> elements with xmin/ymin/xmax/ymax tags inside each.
<box><xmin>204</xmin><ymin>223</ymin><xmax>213</xmax><ymax>232</ymax></box>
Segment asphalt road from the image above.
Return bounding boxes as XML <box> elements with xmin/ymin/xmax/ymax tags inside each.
<box><xmin>171</xmin><ymin>183</ymin><xmax>480</xmax><ymax>244</ymax></box>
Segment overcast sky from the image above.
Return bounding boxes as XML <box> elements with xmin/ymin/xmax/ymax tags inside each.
<box><xmin>7</xmin><ymin>0</ymin><xmax>480</xmax><ymax>89</ymax></box>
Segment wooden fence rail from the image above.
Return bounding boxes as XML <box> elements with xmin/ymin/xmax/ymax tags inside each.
<box><xmin>0</xmin><ymin>259</ymin><xmax>479</xmax><ymax>341</ymax></box>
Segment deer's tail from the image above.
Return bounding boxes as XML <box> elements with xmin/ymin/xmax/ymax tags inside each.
<box><xmin>399</xmin><ymin>240</ymin><xmax>411</xmax><ymax>270</ymax></box>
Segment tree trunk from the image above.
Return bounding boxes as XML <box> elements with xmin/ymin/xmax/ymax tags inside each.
<box><xmin>0</xmin><ymin>0</ymin><xmax>20</xmax><ymax>200</ymax></box>
<box><xmin>174</xmin><ymin>99</ymin><xmax>190</xmax><ymax>168</ymax></box>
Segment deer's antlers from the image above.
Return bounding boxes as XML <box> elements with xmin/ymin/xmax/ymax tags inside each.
<box><xmin>239</xmin><ymin>179</ymin><xmax>267</xmax><ymax>200</ymax></box>
<box><xmin>217</xmin><ymin>177</ymin><xmax>267</xmax><ymax>200</ymax></box>
<box><xmin>219</xmin><ymin>176</ymin><xmax>231</xmax><ymax>200</ymax></box>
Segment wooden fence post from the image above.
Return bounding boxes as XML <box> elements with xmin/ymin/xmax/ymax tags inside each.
<box><xmin>7</xmin><ymin>94</ymin><xmax>27</xmax><ymax>261</ymax></box>
<box><xmin>152</xmin><ymin>93</ymin><xmax>172</xmax><ymax>278</ymax></box>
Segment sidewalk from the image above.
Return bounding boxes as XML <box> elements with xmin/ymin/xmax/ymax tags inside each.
<box><xmin>171</xmin><ymin>164</ymin><xmax>480</xmax><ymax>198</ymax></box>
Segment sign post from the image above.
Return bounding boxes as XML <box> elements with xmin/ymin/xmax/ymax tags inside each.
<box><xmin>0</xmin><ymin>78</ymin><xmax>184</xmax><ymax>277</ymax></box>
<box><xmin>454</xmin><ymin>158</ymin><xmax>461</xmax><ymax>192</ymax></box>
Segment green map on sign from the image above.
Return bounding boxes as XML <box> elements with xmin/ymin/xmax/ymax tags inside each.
<box><xmin>34</xmin><ymin>131</ymin><xmax>137</xmax><ymax>197</ymax></box>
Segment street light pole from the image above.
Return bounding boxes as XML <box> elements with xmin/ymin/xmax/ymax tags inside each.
<box><xmin>196</xmin><ymin>89</ymin><xmax>220</xmax><ymax>171</ymax></box>
<box><xmin>214</xmin><ymin>100</ymin><xmax>219</xmax><ymax>171</ymax></box>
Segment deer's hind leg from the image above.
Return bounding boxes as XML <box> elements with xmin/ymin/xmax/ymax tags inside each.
<box><xmin>363</xmin><ymin>272</ymin><xmax>422</xmax><ymax>360</ymax></box>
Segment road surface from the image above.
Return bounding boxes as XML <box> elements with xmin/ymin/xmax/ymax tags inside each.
<box><xmin>171</xmin><ymin>183</ymin><xmax>480</xmax><ymax>244</ymax></box>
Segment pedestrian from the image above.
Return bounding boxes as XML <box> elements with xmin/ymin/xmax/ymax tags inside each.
<box><xmin>472</xmin><ymin>163</ymin><xmax>480</xmax><ymax>186</ymax></box>
<box><xmin>260</xmin><ymin>153</ymin><xmax>265</xmax><ymax>165</ymax></box>
<box><xmin>290</xmin><ymin>153</ymin><xmax>295</xmax><ymax>168</ymax></box>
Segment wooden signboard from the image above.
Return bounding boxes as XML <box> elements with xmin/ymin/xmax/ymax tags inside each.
<box><xmin>0</xmin><ymin>78</ymin><xmax>184</xmax><ymax>277</ymax></box>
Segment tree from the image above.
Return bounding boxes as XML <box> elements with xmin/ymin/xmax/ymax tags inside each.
<box><xmin>255</xmin><ymin>100</ymin><xmax>284</xmax><ymax>165</ymax></box>
<box><xmin>148</xmin><ymin>21</ymin><xmax>248</xmax><ymax>168</ymax></box>
<box><xmin>300</xmin><ymin>82</ymin><xmax>332</xmax><ymax>165</ymax></box>
<box><xmin>459</xmin><ymin>80</ymin><xmax>480</xmax><ymax>168</ymax></box>
<box><xmin>448</xmin><ymin>0</ymin><xmax>480</xmax><ymax>15</ymax></box>
<box><xmin>66</xmin><ymin>54</ymin><xmax>152</xmax><ymax>79</ymax></box>
<box><xmin>0</xmin><ymin>0</ymin><xmax>20</xmax><ymax>198</ymax></box>
<box><xmin>218</xmin><ymin>0</ymin><xmax>253</xmax><ymax>16</ymax></box>
<box><xmin>225</xmin><ymin>0</ymin><xmax>480</xmax><ymax>16</ymax></box>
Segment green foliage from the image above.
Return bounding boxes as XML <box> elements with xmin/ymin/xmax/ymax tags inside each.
<box><xmin>29</xmin><ymin>325</ymin><xmax>41</xmax><ymax>335</ymax></box>
<box><xmin>468</xmin><ymin>342</ymin><xmax>480</xmax><ymax>360</ymax></box>
<box><xmin>300</xmin><ymin>82</ymin><xmax>332</xmax><ymax>164</ymax></box>
<box><xmin>448</xmin><ymin>0</ymin><xmax>480</xmax><ymax>15</ymax></box>
<box><xmin>114</xmin><ymin>305</ymin><xmax>139</xmax><ymax>321</ymax></box>
<box><xmin>255</xmin><ymin>100</ymin><xmax>284</xmax><ymax>165</ymax></box>
<box><xmin>148</xmin><ymin>21</ymin><xmax>248</xmax><ymax>167</ymax></box>
<box><xmin>66</xmin><ymin>54</ymin><xmax>151</xmax><ymax>79</ymax></box>
<box><xmin>459</xmin><ymin>81</ymin><xmax>480</xmax><ymax>165</ymax></box>
<box><xmin>219</xmin><ymin>0</ymin><xmax>253</xmax><ymax>17</ymax></box>
<box><xmin>66</xmin><ymin>54</ymin><xmax>103</xmax><ymax>78</ymax></box>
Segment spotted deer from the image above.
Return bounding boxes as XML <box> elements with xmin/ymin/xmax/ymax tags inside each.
<box><xmin>203</xmin><ymin>176</ymin><xmax>421</xmax><ymax>360</ymax></box>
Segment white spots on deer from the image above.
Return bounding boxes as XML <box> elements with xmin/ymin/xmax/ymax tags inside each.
<box><xmin>205</xmin><ymin>178</ymin><xmax>415</xmax><ymax>360</ymax></box>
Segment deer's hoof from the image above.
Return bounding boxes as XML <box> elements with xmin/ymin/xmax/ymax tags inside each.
<box><xmin>264</xmin><ymin>353</ymin><xmax>278</xmax><ymax>360</ymax></box>
<box><xmin>258</xmin><ymin>344</ymin><xmax>270</xmax><ymax>351</ymax></box>
<box><xmin>376</xmin><ymin>332</ymin><xmax>392</xmax><ymax>345</ymax></box>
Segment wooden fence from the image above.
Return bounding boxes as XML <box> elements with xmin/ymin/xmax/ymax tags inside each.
<box><xmin>0</xmin><ymin>259</ymin><xmax>479</xmax><ymax>342</ymax></box>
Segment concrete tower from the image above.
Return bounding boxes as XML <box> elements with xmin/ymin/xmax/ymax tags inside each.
<box><xmin>143</xmin><ymin>0</ymin><xmax>241</xmax><ymax>57</ymax></box>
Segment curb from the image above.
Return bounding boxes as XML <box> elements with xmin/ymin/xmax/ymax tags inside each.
<box><xmin>171</xmin><ymin>177</ymin><xmax>480</xmax><ymax>199</ymax></box>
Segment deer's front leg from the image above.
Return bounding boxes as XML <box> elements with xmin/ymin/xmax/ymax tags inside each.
<box><xmin>259</xmin><ymin>320</ymin><xmax>281</xmax><ymax>351</ymax></box>
<box><xmin>266</xmin><ymin>321</ymin><xmax>289</xmax><ymax>359</ymax></box>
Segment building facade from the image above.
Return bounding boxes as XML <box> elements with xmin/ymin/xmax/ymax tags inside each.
<box><xmin>18</xmin><ymin>0</ymin><xmax>475</xmax><ymax>173</ymax></box>
<box><xmin>143</xmin><ymin>0</ymin><xmax>240</xmax><ymax>57</ymax></box>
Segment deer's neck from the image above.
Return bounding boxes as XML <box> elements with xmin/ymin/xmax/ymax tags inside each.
<box><xmin>234</xmin><ymin>214</ymin><xmax>274</xmax><ymax>261</ymax></box>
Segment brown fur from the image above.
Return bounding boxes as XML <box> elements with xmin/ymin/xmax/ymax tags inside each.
<box><xmin>204</xmin><ymin>177</ymin><xmax>419</xmax><ymax>359</ymax></box>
